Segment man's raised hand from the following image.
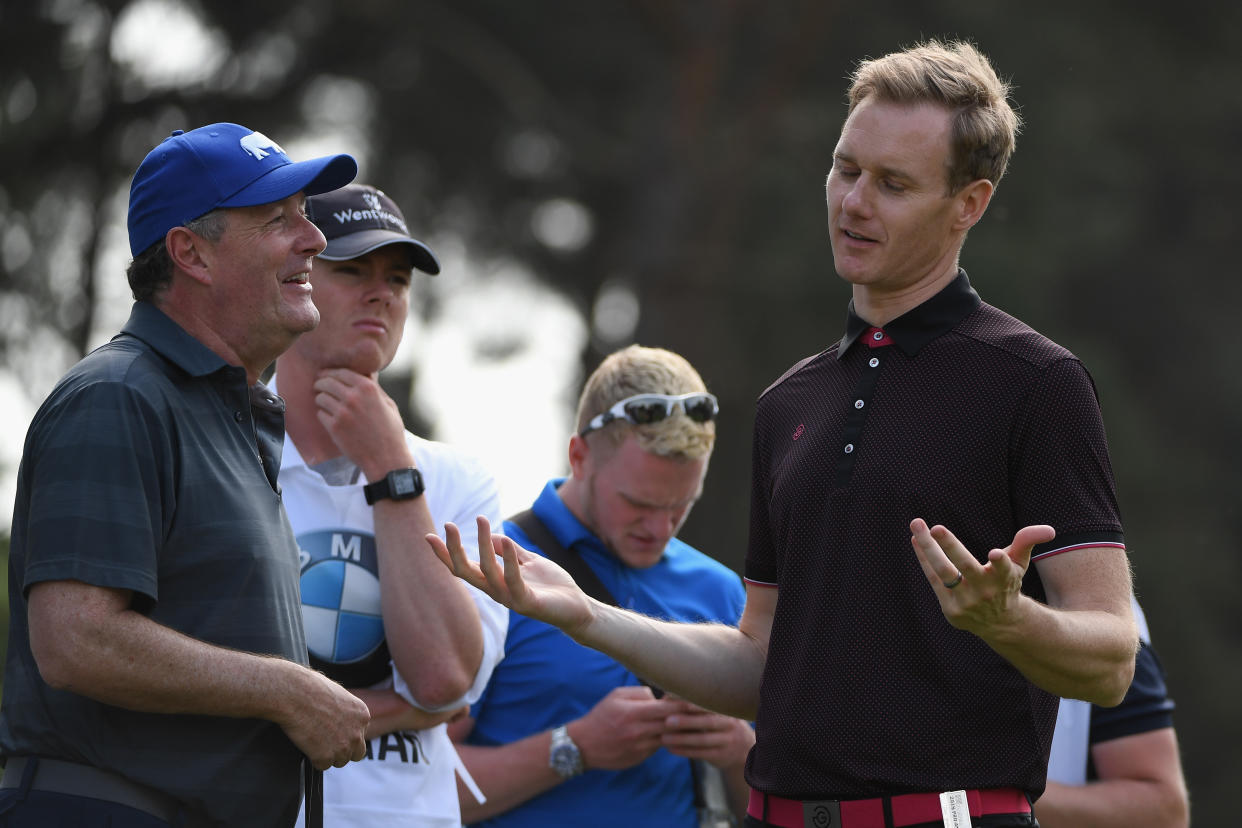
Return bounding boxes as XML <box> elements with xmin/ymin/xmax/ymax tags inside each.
<box><xmin>426</xmin><ymin>516</ymin><xmax>596</xmax><ymax>637</ymax></box>
<box><xmin>909</xmin><ymin>518</ymin><xmax>1055</xmax><ymax>636</ymax></box>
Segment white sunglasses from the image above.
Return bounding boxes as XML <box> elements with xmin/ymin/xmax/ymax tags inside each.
<box><xmin>580</xmin><ymin>392</ymin><xmax>719</xmax><ymax>436</ymax></box>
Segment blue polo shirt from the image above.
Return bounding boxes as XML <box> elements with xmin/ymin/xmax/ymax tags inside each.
<box><xmin>466</xmin><ymin>479</ymin><xmax>746</xmax><ymax>828</ymax></box>
<box><xmin>1</xmin><ymin>301</ymin><xmax>307</xmax><ymax>826</ymax></box>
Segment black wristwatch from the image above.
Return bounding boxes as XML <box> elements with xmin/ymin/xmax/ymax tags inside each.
<box><xmin>363</xmin><ymin>467</ymin><xmax>425</xmax><ymax>505</ymax></box>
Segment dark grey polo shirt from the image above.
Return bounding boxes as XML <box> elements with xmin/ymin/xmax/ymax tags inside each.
<box><xmin>744</xmin><ymin>271</ymin><xmax>1125</xmax><ymax>802</ymax></box>
<box><xmin>1</xmin><ymin>301</ymin><xmax>308</xmax><ymax>826</ymax></box>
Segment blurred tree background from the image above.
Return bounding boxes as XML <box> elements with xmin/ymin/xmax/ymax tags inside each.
<box><xmin>1</xmin><ymin>0</ymin><xmax>1238</xmax><ymax>821</ymax></box>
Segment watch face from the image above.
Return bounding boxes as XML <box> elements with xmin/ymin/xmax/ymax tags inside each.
<box><xmin>391</xmin><ymin>471</ymin><xmax>416</xmax><ymax>495</ymax></box>
<box><xmin>549</xmin><ymin>727</ymin><xmax>583</xmax><ymax>778</ymax></box>
<box><xmin>550</xmin><ymin>744</ymin><xmax>581</xmax><ymax>777</ymax></box>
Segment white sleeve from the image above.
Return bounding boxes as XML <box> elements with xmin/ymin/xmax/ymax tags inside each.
<box><xmin>1046</xmin><ymin>697</ymin><xmax>1092</xmax><ymax>785</ymax></box>
<box><xmin>393</xmin><ymin>443</ymin><xmax>508</xmax><ymax>712</ymax></box>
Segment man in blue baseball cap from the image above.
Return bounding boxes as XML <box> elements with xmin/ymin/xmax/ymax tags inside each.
<box><xmin>0</xmin><ymin>123</ymin><xmax>370</xmax><ymax>827</ymax></box>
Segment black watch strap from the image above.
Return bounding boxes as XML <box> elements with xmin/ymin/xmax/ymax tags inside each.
<box><xmin>363</xmin><ymin>467</ymin><xmax>424</xmax><ymax>505</ymax></box>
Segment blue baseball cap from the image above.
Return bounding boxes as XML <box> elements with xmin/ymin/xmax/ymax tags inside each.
<box><xmin>127</xmin><ymin>122</ymin><xmax>358</xmax><ymax>256</ymax></box>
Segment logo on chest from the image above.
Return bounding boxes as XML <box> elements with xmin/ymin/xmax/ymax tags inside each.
<box><xmin>297</xmin><ymin>529</ymin><xmax>391</xmax><ymax>686</ymax></box>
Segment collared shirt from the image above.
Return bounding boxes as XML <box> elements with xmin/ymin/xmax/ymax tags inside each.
<box><xmin>272</xmin><ymin>393</ymin><xmax>508</xmax><ymax>828</ymax></box>
<box><xmin>1</xmin><ymin>301</ymin><xmax>306</xmax><ymax>826</ymax></box>
<box><xmin>466</xmin><ymin>479</ymin><xmax>746</xmax><ymax>828</ymax></box>
<box><xmin>744</xmin><ymin>270</ymin><xmax>1125</xmax><ymax>800</ymax></box>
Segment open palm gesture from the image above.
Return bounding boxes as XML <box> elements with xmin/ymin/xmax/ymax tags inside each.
<box><xmin>426</xmin><ymin>516</ymin><xmax>596</xmax><ymax>636</ymax></box>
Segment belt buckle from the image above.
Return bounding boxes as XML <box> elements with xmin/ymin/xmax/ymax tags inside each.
<box><xmin>802</xmin><ymin>799</ymin><xmax>842</xmax><ymax>828</ymax></box>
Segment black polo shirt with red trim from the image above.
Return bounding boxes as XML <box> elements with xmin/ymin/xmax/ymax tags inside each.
<box><xmin>743</xmin><ymin>270</ymin><xmax>1124</xmax><ymax>801</ymax></box>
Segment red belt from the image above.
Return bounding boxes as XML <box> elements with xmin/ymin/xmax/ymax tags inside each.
<box><xmin>748</xmin><ymin>787</ymin><xmax>1030</xmax><ymax>828</ymax></box>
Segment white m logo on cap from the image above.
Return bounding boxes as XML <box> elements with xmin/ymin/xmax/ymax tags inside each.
<box><xmin>239</xmin><ymin>131</ymin><xmax>285</xmax><ymax>160</ymax></box>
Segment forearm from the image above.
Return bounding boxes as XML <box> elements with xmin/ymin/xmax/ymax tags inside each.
<box><xmin>1039</xmin><ymin>728</ymin><xmax>1189</xmax><ymax>828</ymax></box>
<box><xmin>456</xmin><ymin>735</ymin><xmax>563</xmax><ymax>823</ymax></box>
<box><xmin>573</xmin><ymin>601</ymin><xmax>764</xmax><ymax>720</ymax></box>
<box><xmin>31</xmin><ymin>584</ymin><xmax>305</xmax><ymax>724</ymax></box>
<box><xmin>33</xmin><ymin>579</ymin><xmax>372</xmax><ymax>769</ymax></box>
<box><xmin>375</xmin><ymin>497</ymin><xmax>485</xmax><ymax>708</ymax></box>
<box><xmin>329</xmin><ymin>379</ymin><xmax>490</xmax><ymax>707</ymax></box>
<box><xmin>980</xmin><ymin>596</ymin><xmax>1135</xmax><ymax>705</ymax></box>
<box><xmin>430</xmin><ymin>524</ymin><xmax>771</xmax><ymax>719</ymax></box>
<box><xmin>972</xmin><ymin>547</ymin><xmax>1137</xmax><ymax>705</ymax></box>
<box><xmin>1036</xmin><ymin>779</ymin><xmax>1189</xmax><ymax>828</ymax></box>
<box><xmin>353</xmin><ymin>688</ymin><xmax>464</xmax><ymax>739</ymax></box>
<box><xmin>913</xmin><ymin>527</ymin><xmax>1135</xmax><ymax>705</ymax></box>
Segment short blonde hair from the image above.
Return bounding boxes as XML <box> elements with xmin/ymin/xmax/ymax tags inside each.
<box><xmin>576</xmin><ymin>345</ymin><xmax>715</xmax><ymax>461</ymax></box>
<box><xmin>847</xmin><ymin>39</ymin><xmax>1022</xmax><ymax>193</ymax></box>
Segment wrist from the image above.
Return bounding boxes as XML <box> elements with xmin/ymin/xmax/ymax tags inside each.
<box><xmin>360</xmin><ymin>449</ymin><xmax>417</xmax><ymax>484</ymax></box>
<box><xmin>973</xmin><ymin>592</ymin><xmax>1034</xmax><ymax>644</ymax></box>
<box><xmin>363</xmin><ymin>467</ymin><xmax>424</xmax><ymax>505</ymax></box>
<box><xmin>266</xmin><ymin>659</ymin><xmax>313</xmax><ymax>726</ymax></box>
<box><xmin>548</xmin><ymin>723</ymin><xmax>584</xmax><ymax>779</ymax></box>
<box><xmin>562</xmin><ymin>595</ymin><xmax>606</xmax><ymax>646</ymax></box>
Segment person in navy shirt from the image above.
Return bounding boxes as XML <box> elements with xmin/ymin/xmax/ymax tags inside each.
<box><xmin>0</xmin><ymin>123</ymin><xmax>369</xmax><ymax>826</ymax></box>
<box><xmin>1039</xmin><ymin>596</ymin><xmax>1189</xmax><ymax>826</ymax></box>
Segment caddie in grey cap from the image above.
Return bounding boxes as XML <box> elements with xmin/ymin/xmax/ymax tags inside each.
<box><xmin>270</xmin><ymin>177</ymin><xmax>494</xmax><ymax>825</ymax></box>
<box><xmin>306</xmin><ymin>184</ymin><xmax>441</xmax><ymax>275</ymax></box>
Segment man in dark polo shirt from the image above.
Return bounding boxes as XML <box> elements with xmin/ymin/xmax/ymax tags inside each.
<box><xmin>429</xmin><ymin>39</ymin><xmax>1137</xmax><ymax>828</ymax></box>
<box><xmin>0</xmin><ymin>123</ymin><xmax>371</xmax><ymax>826</ymax></box>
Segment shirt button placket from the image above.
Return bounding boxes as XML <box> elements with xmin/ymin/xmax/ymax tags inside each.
<box><xmin>835</xmin><ymin>332</ymin><xmax>887</xmax><ymax>486</ymax></box>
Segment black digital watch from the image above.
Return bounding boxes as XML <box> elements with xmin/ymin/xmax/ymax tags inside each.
<box><xmin>363</xmin><ymin>467</ymin><xmax>424</xmax><ymax>505</ymax></box>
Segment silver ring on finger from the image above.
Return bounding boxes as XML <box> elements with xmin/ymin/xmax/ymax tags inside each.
<box><xmin>943</xmin><ymin>572</ymin><xmax>963</xmax><ymax>589</ymax></box>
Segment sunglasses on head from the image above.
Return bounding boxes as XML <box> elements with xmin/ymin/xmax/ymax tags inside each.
<box><xmin>579</xmin><ymin>392</ymin><xmax>720</xmax><ymax>437</ymax></box>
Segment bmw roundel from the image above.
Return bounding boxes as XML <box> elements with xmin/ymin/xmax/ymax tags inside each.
<box><xmin>297</xmin><ymin>528</ymin><xmax>393</xmax><ymax>687</ymax></box>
